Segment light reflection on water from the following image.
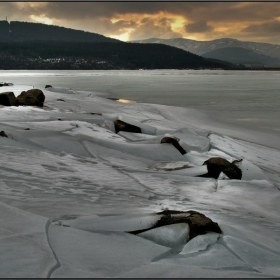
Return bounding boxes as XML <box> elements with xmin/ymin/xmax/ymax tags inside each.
<box><xmin>117</xmin><ymin>99</ymin><xmax>137</xmax><ymax>103</ymax></box>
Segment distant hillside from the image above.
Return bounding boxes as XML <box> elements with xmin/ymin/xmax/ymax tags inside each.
<box><xmin>0</xmin><ymin>20</ymin><xmax>119</xmax><ymax>43</ymax></box>
<box><xmin>0</xmin><ymin>41</ymin><xmax>230</xmax><ymax>70</ymax></box>
<box><xmin>131</xmin><ymin>38</ymin><xmax>280</xmax><ymax>64</ymax></box>
<box><xmin>202</xmin><ymin>47</ymin><xmax>280</xmax><ymax>66</ymax></box>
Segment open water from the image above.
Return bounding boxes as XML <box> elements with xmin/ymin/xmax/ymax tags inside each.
<box><xmin>1</xmin><ymin>70</ymin><xmax>280</xmax><ymax>148</ymax></box>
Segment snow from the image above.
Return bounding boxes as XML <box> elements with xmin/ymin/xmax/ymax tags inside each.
<box><xmin>180</xmin><ymin>232</ymin><xmax>220</xmax><ymax>255</ymax></box>
<box><xmin>138</xmin><ymin>223</ymin><xmax>190</xmax><ymax>248</ymax></box>
<box><xmin>0</xmin><ymin>83</ymin><xmax>279</xmax><ymax>278</ymax></box>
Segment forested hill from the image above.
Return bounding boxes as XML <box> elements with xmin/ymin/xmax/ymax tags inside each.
<box><xmin>0</xmin><ymin>41</ymin><xmax>232</xmax><ymax>70</ymax></box>
<box><xmin>0</xmin><ymin>21</ymin><xmax>119</xmax><ymax>42</ymax></box>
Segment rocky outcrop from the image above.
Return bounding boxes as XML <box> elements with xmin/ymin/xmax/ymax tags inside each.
<box><xmin>0</xmin><ymin>131</ymin><xmax>8</xmax><ymax>137</ymax></box>
<box><xmin>161</xmin><ymin>136</ymin><xmax>186</xmax><ymax>155</ymax></box>
<box><xmin>26</xmin><ymin>89</ymin><xmax>45</xmax><ymax>105</ymax></box>
<box><xmin>114</xmin><ymin>120</ymin><xmax>142</xmax><ymax>134</ymax></box>
<box><xmin>45</xmin><ymin>85</ymin><xmax>52</xmax><ymax>88</ymax></box>
<box><xmin>130</xmin><ymin>210</ymin><xmax>222</xmax><ymax>241</ymax></box>
<box><xmin>0</xmin><ymin>92</ymin><xmax>18</xmax><ymax>106</ymax></box>
<box><xmin>0</xmin><ymin>82</ymin><xmax>13</xmax><ymax>87</ymax></box>
<box><xmin>200</xmin><ymin>157</ymin><xmax>242</xmax><ymax>179</ymax></box>
<box><xmin>17</xmin><ymin>89</ymin><xmax>45</xmax><ymax>107</ymax></box>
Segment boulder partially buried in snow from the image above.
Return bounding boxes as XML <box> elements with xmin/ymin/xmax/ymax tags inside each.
<box><xmin>26</xmin><ymin>89</ymin><xmax>45</xmax><ymax>105</ymax></box>
<box><xmin>17</xmin><ymin>89</ymin><xmax>45</xmax><ymax>107</ymax></box>
<box><xmin>114</xmin><ymin>120</ymin><xmax>142</xmax><ymax>134</ymax></box>
<box><xmin>131</xmin><ymin>210</ymin><xmax>222</xmax><ymax>241</ymax></box>
<box><xmin>0</xmin><ymin>131</ymin><xmax>8</xmax><ymax>137</ymax></box>
<box><xmin>160</xmin><ymin>136</ymin><xmax>186</xmax><ymax>155</ymax></box>
<box><xmin>0</xmin><ymin>92</ymin><xmax>18</xmax><ymax>106</ymax></box>
<box><xmin>199</xmin><ymin>157</ymin><xmax>242</xmax><ymax>180</ymax></box>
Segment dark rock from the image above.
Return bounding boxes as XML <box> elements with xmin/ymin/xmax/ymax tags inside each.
<box><xmin>17</xmin><ymin>89</ymin><xmax>45</xmax><ymax>107</ymax></box>
<box><xmin>0</xmin><ymin>92</ymin><xmax>18</xmax><ymax>106</ymax></box>
<box><xmin>26</xmin><ymin>89</ymin><xmax>45</xmax><ymax>105</ymax></box>
<box><xmin>45</xmin><ymin>85</ymin><xmax>52</xmax><ymax>88</ymax></box>
<box><xmin>0</xmin><ymin>131</ymin><xmax>8</xmax><ymax>138</ymax></box>
<box><xmin>57</xmin><ymin>99</ymin><xmax>65</xmax><ymax>102</ymax></box>
<box><xmin>114</xmin><ymin>120</ymin><xmax>142</xmax><ymax>134</ymax></box>
<box><xmin>199</xmin><ymin>157</ymin><xmax>242</xmax><ymax>179</ymax></box>
<box><xmin>130</xmin><ymin>210</ymin><xmax>222</xmax><ymax>241</ymax></box>
<box><xmin>0</xmin><ymin>82</ymin><xmax>13</xmax><ymax>87</ymax></box>
<box><xmin>90</xmin><ymin>112</ymin><xmax>102</xmax><ymax>116</ymax></box>
<box><xmin>161</xmin><ymin>136</ymin><xmax>186</xmax><ymax>155</ymax></box>
<box><xmin>17</xmin><ymin>91</ymin><xmax>41</xmax><ymax>107</ymax></box>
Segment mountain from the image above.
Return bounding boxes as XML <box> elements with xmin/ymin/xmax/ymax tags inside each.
<box><xmin>0</xmin><ymin>20</ymin><xmax>119</xmax><ymax>43</ymax></box>
<box><xmin>0</xmin><ymin>21</ymin><xmax>237</xmax><ymax>70</ymax></box>
<box><xmin>0</xmin><ymin>41</ymin><xmax>230</xmax><ymax>70</ymax></box>
<box><xmin>131</xmin><ymin>38</ymin><xmax>280</xmax><ymax>64</ymax></box>
<box><xmin>202</xmin><ymin>47</ymin><xmax>280</xmax><ymax>66</ymax></box>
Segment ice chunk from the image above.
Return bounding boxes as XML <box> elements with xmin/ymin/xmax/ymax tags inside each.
<box><xmin>118</xmin><ymin>115</ymin><xmax>157</xmax><ymax>135</ymax></box>
<box><xmin>45</xmin><ymin>86</ymin><xmax>78</xmax><ymax>94</ymax></box>
<box><xmin>150</xmin><ymin>161</ymin><xmax>196</xmax><ymax>171</ymax></box>
<box><xmin>165</xmin><ymin>128</ymin><xmax>210</xmax><ymax>152</ymax></box>
<box><xmin>138</xmin><ymin>223</ymin><xmax>190</xmax><ymax>248</ymax></box>
<box><xmin>118</xmin><ymin>132</ymin><xmax>161</xmax><ymax>142</ymax></box>
<box><xmin>0</xmin><ymin>202</ymin><xmax>56</xmax><ymax>278</ymax></box>
<box><xmin>16</xmin><ymin>130</ymin><xmax>90</xmax><ymax>157</ymax></box>
<box><xmin>48</xmin><ymin>224</ymin><xmax>170</xmax><ymax>277</ymax></box>
<box><xmin>223</xmin><ymin>236</ymin><xmax>280</xmax><ymax>276</ymax></box>
<box><xmin>236</xmin><ymin>159</ymin><xmax>267</xmax><ymax>180</ymax></box>
<box><xmin>180</xmin><ymin>232</ymin><xmax>220</xmax><ymax>255</ymax></box>
<box><xmin>175</xmin><ymin>165</ymin><xmax>208</xmax><ymax>176</ymax></box>
<box><xmin>56</xmin><ymin>213</ymin><xmax>162</xmax><ymax>233</ymax></box>
<box><xmin>84</xmin><ymin>139</ymin><xmax>186</xmax><ymax>161</ymax></box>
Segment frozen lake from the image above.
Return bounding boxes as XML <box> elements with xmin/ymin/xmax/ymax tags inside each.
<box><xmin>1</xmin><ymin>70</ymin><xmax>279</xmax><ymax>149</ymax></box>
<box><xmin>0</xmin><ymin>79</ymin><xmax>280</xmax><ymax>277</ymax></box>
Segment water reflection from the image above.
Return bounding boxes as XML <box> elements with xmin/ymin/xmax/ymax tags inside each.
<box><xmin>117</xmin><ymin>99</ymin><xmax>137</xmax><ymax>103</ymax></box>
<box><xmin>107</xmin><ymin>98</ymin><xmax>137</xmax><ymax>103</ymax></box>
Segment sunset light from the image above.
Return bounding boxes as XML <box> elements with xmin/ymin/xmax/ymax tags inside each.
<box><xmin>29</xmin><ymin>14</ymin><xmax>53</xmax><ymax>25</ymax></box>
<box><xmin>1</xmin><ymin>2</ymin><xmax>280</xmax><ymax>43</ymax></box>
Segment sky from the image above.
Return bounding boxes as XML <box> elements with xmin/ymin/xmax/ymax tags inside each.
<box><xmin>1</xmin><ymin>2</ymin><xmax>280</xmax><ymax>44</ymax></box>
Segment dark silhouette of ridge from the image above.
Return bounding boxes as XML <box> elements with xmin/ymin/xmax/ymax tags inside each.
<box><xmin>0</xmin><ymin>21</ymin><xmax>119</xmax><ymax>43</ymax></box>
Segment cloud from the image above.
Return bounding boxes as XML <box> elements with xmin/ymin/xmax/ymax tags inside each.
<box><xmin>185</xmin><ymin>20</ymin><xmax>213</xmax><ymax>33</ymax></box>
<box><xmin>29</xmin><ymin>14</ymin><xmax>53</xmax><ymax>25</ymax></box>
<box><xmin>242</xmin><ymin>20</ymin><xmax>280</xmax><ymax>34</ymax></box>
<box><xmin>128</xmin><ymin>16</ymin><xmax>182</xmax><ymax>40</ymax></box>
<box><xmin>1</xmin><ymin>2</ymin><xmax>280</xmax><ymax>43</ymax></box>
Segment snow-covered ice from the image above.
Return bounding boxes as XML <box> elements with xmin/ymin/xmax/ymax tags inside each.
<box><xmin>0</xmin><ymin>83</ymin><xmax>279</xmax><ymax>277</ymax></box>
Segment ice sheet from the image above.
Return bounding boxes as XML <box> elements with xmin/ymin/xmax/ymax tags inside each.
<box><xmin>0</xmin><ymin>84</ymin><xmax>279</xmax><ymax>278</ymax></box>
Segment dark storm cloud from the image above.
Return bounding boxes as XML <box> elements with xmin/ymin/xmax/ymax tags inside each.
<box><xmin>1</xmin><ymin>2</ymin><xmax>280</xmax><ymax>43</ymax></box>
<box><xmin>2</xmin><ymin>2</ymin><xmax>200</xmax><ymax>22</ymax></box>
<box><xmin>242</xmin><ymin>21</ymin><xmax>280</xmax><ymax>34</ymax></box>
<box><xmin>185</xmin><ymin>20</ymin><xmax>213</xmax><ymax>33</ymax></box>
<box><xmin>1</xmin><ymin>2</ymin><xmax>279</xmax><ymax>22</ymax></box>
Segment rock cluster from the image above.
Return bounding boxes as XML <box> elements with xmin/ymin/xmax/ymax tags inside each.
<box><xmin>0</xmin><ymin>82</ymin><xmax>13</xmax><ymax>87</ymax></box>
<box><xmin>0</xmin><ymin>89</ymin><xmax>45</xmax><ymax>107</ymax></box>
